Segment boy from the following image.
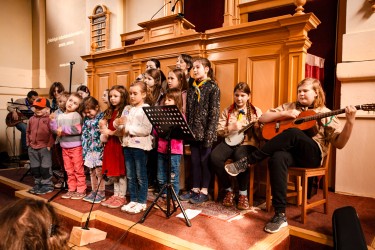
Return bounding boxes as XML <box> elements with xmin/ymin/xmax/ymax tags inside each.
<box><xmin>27</xmin><ymin>97</ymin><xmax>55</xmax><ymax>194</ymax></box>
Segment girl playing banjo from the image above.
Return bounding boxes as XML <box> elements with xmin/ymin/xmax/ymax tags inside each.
<box><xmin>210</xmin><ymin>82</ymin><xmax>262</xmax><ymax>210</ymax></box>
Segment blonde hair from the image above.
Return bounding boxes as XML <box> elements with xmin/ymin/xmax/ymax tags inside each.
<box><xmin>297</xmin><ymin>78</ymin><xmax>325</xmax><ymax>108</ymax></box>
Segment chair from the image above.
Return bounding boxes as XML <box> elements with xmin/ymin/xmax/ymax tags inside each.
<box><xmin>265</xmin><ymin>144</ymin><xmax>332</xmax><ymax>223</ymax></box>
<box><xmin>213</xmin><ymin>159</ymin><xmax>256</xmax><ymax>207</ymax></box>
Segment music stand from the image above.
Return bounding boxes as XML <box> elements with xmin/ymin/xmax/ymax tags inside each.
<box><xmin>139</xmin><ymin>105</ymin><xmax>194</xmax><ymax>227</ymax></box>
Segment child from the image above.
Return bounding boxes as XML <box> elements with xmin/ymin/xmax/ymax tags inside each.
<box><xmin>167</xmin><ymin>68</ymin><xmax>188</xmax><ymax>114</ymax></box>
<box><xmin>118</xmin><ymin>81</ymin><xmax>153</xmax><ymax>214</ymax></box>
<box><xmin>176</xmin><ymin>54</ymin><xmax>193</xmax><ymax>84</ymax></box>
<box><xmin>99</xmin><ymin>85</ymin><xmax>128</xmax><ymax>209</ymax></box>
<box><xmin>211</xmin><ymin>82</ymin><xmax>262</xmax><ymax>210</ymax></box>
<box><xmin>76</xmin><ymin>85</ymin><xmax>90</xmax><ymax>99</ymax></box>
<box><xmin>50</xmin><ymin>93</ymin><xmax>86</xmax><ymax>199</ymax></box>
<box><xmin>81</xmin><ymin>97</ymin><xmax>106</xmax><ymax>203</ymax></box>
<box><xmin>180</xmin><ymin>57</ymin><xmax>220</xmax><ymax>204</ymax></box>
<box><xmin>27</xmin><ymin>97</ymin><xmax>55</xmax><ymax>195</ymax></box>
<box><xmin>156</xmin><ymin>88</ymin><xmax>185</xmax><ymax>206</ymax></box>
<box><xmin>101</xmin><ymin>89</ymin><xmax>109</xmax><ymax>107</ymax></box>
<box><xmin>144</xmin><ymin>68</ymin><xmax>164</xmax><ymax>106</ymax></box>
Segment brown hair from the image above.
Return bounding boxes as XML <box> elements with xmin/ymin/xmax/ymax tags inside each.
<box><xmin>145</xmin><ymin>69</ymin><xmax>162</xmax><ymax>105</ymax></box>
<box><xmin>192</xmin><ymin>57</ymin><xmax>216</xmax><ymax>81</ymax></box>
<box><xmin>297</xmin><ymin>78</ymin><xmax>325</xmax><ymax>108</ymax></box>
<box><xmin>0</xmin><ymin>198</ymin><xmax>69</xmax><ymax>250</ymax></box>
<box><xmin>49</xmin><ymin>82</ymin><xmax>65</xmax><ymax>99</ymax></box>
<box><xmin>168</xmin><ymin>68</ymin><xmax>188</xmax><ymax>92</ymax></box>
<box><xmin>165</xmin><ymin>88</ymin><xmax>183</xmax><ymax>112</ymax></box>
<box><xmin>103</xmin><ymin>85</ymin><xmax>129</xmax><ymax>120</ymax></box>
<box><xmin>179</xmin><ymin>54</ymin><xmax>193</xmax><ymax>72</ymax></box>
<box><xmin>83</xmin><ymin>96</ymin><xmax>100</xmax><ymax>111</ymax></box>
<box><xmin>130</xmin><ymin>81</ymin><xmax>153</xmax><ymax>105</ymax></box>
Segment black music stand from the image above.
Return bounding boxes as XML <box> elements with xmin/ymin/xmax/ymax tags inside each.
<box><xmin>139</xmin><ymin>105</ymin><xmax>194</xmax><ymax>227</ymax></box>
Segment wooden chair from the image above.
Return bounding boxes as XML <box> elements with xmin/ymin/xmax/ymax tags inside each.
<box><xmin>265</xmin><ymin>144</ymin><xmax>332</xmax><ymax>224</ymax></box>
<box><xmin>214</xmin><ymin>159</ymin><xmax>255</xmax><ymax>207</ymax></box>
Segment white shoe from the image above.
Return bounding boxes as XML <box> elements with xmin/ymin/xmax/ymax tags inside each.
<box><xmin>121</xmin><ymin>201</ymin><xmax>137</xmax><ymax>212</ymax></box>
<box><xmin>127</xmin><ymin>203</ymin><xmax>147</xmax><ymax>214</ymax></box>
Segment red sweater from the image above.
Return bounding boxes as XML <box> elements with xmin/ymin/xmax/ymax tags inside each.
<box><xmin>26</xmin><ymin>114</ymin><xmax>54</xmax><ymax>149</ymax></box>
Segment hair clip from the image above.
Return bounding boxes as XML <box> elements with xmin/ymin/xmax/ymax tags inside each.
<box><xmin>49</xmin><ymin>224</ymin><xmax>58</xmax><ymax>237</ymax></box>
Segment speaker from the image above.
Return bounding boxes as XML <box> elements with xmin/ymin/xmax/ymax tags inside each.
<box><xmin>332</xmin><ymin>206</ymin><xmax>367</xmax><ymax>250</ymax></box>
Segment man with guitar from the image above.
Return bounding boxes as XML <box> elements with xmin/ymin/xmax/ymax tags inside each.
<box><xmin>7</xmin><ymin>90</ymin><xmax>39</xmax><ymax>158</ymax></box>
<box><xmin>225</xmin><ymin>78</ymin><xmax>360</xmax><ymax>234</ymax></box>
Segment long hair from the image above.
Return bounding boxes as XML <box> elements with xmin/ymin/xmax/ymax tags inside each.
<box><xmin>179</xmin><ymin>54</ymin><xmax>193</xmax><ymax>72</ymax></box>
<box><xmin>0</xmin><ymin>198</ymin><xmax>69</xmax><ymax>250</ymax></box>
<box><xmin>49</xmin><ymin>82</ymin><xmax>65</xmax><ymax>99</ymax></box>
<box><xmin>103</xmin><ymin>85</ymin><xmax>129</xmax><ymax>120</ymax></box>
<box><xmin>232</xmin><ymin>82</ymin><xmax>258</xmax><ymax>120</ymax></box>
<box><xmin>147</xmin><ymin>59</ymin><xmax>166</xmax><ymax>83</ymax></box>
<box><xmin>130</xmin><ymin>81</ymin><xmax>153</xmax><ymax>106</ymax></box>
<box><xmin>165</xmin><ymin>88</ymin><xmax>183</xmax><ymax>112</ymax></box>
<box><xmin>169</xmin><ymin>68</ymin><xmax>188</xmax><ymax>92</ymax></box>
<box><xmin>297</xmin><ymin>78</ymin><xmax>325</xmax><ymax>108</ymax></box>
<box><xmin>192</xmin><ymin>57</ymin><xmax>216</xmax><ymax>82</ymax></box>
<box><xmin>145</xmin><ymin>69</ymin><xmax>162</xmax><ymax>106</ymax></box>
<box><xmin>76</xmin><ymin>85</ymin><xmax>91</xmax><ymax>96</ymax></box>
<box><xmin>82</xmin><ymin>96</ymin><xmax>100</xmax><ymax>111</ymax></box>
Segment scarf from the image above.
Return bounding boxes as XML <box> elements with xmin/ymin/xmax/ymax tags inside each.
<box><xmin>192</xmin><ymin>78</ymin><xmax>210</xmax><ymax>102</ymax></box>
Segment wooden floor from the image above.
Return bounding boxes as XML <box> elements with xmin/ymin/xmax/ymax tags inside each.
<box><xmin>1</xmin><ymin>166</ymin><xmax>374</xmax><ymax>250</ymax></box>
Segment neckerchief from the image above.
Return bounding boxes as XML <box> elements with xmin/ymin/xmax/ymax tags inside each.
<box><xmin>192</xmin><ymin>78</ymin><xmax>210</xmax><ymax>102</ymax></box>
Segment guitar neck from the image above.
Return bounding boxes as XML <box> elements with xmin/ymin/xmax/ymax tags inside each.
<box><xmin>238</xmin><ymin>122</ymin><xmax>254</xmax><ymax>133</ymax></box>
<box><xmin>298</xmin><ymin>105</ymin><xmax>362</xmax><ymax>123</ymax></box>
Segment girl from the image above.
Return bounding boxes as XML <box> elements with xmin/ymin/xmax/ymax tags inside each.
<box><xmin>225</xmin><ymin>78</ymin><xmax>357</xmax><ymax>233</ymax></box>
<box><xmin>49</xmin><ymin>82</ymin><xmax>65</xmax><ymax>113</ymax></box>
<box><xmin>76</xmin><ymin>85</ymin><xmax>90</xmax><ymax>99</ymax></box>
<box><xmin>118</xmin><ymin>81</ymin><xmax>153</xmax><ymax>214</ymax></box>
<box><xmin>180</xmin><ymin>57</ymin><xmax>220</xmax><ymax>204</ymax></box>
<box><xmin>101</xmin><ymin>89</ymin><xmax>109</xmax><ymax>107</ymax></box>
<box><xmin>50</xmin><ymin>93</ymin><xmax>86</xmax><ymax>199</ymax></box>
<box><xmin>144</xmin><ymin>68</ymin><xmax>164</xmax><ymax>106</ymax></box>
<box><xmin>176</xmin><ymin>54</ymin><xmax>193</xmax><ymax>84</ymax></box>
<box><xmin>99</xmin><ymin>85</ymin><xmax>129</xmax><ymax>209</ymax></box>
<box><xmin>146</xmin><ymin>58</ymin><xmax>167</xmax><ymax>85</ymax></box>
<box><xmin>81</xmin><ymin>97</ymin><xmax>106</xmax><ymax>203</ymax></box>
<box><xmin>167</xmin><ymin>68</ymin><xmax>188</xmax><ymax>114</ymax></box>
<box><xmin>211</xmin><ymin>82</ymin><xmax>262</xmax><ymax>210</ymax></box>
<box><xmin>156</xmin><ymin>88</ymin><xmax>185</xmax><ymax>206</ymax></box>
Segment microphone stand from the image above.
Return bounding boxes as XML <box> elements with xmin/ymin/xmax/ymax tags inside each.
<box><xmin>69</xmin><ymin>169</ymin><xmax>107</xmax><ymax>246</ymax></box>
<box><xmin>69</xmin><ymin>61</ymin><xmax>75</xmax><ymax>93</ymax></box>
<box><xmin>151</xmin><ymin>0</ymin><xmax>172</xmax><ymax>20</ymax></box>
<box><xmin>82</xmin><ymin>170</ymin><xmax>108</xmax><ymax>230</ymax></box>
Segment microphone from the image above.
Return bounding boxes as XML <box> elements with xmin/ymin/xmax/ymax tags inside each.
<box><xmin>82</xmin><ymin>169</ymin><xmax>108</xmax><ymax>230</ymax></box>
<box><xmin>11</xmin><ymin>98</ymin><xmax>13</xmax><ymax>103</ymax></box>
<box><xmin>151</xmin><ymin>0</ymin><xmax>172</xmax><ymax>20</ymax></box>
<box><xmin>70</xmin><ymin>61</ymin><xmax>75</xmax><ymax>66</ymax></box>
<box><xmin>171</xmin><ymin>0</ymin><xmax>180</xmax><ymax>12</ymax></box>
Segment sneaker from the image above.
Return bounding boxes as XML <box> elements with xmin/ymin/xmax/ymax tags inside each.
<box><xmin>93</xmin><ymin>192</ymin><xmax>106</xmax><ymax>204</ymax></box>
<box><xmin>264</xmin><ymin>213</ymin><xmax>288</xmax><ymax>233</ymax></box>
<box><xmin>35</xmin><ymin>185</ymin><xmax>54</xmax><ymax>195</ymax></box>
<box><xmin>101</xmin><ymin>195</ymin><xmax>116</xmax><ymax>207</ymax></box>
<box><xmin>83</xmin><ymin>191</ymin><xmax>97</xmax><ymax>202</ymax></box>
<box><xmin>121</xmin><ymin>201</ymin><xmax>138</xmax><ymax>212</ymax></box>
<box><xmin>107</xmin><ymin>196</ymin><xmax>126</xmax><ymax>208</ymax></box>
<box><xmin>54</xmin><ymin>179</ymin><xmax>64</xmax><ymax>188</ymax></box>
<box><xmin>29</xmin><ymin>184</ymin><xmax>40</xmax><ymax>194</ymax></box>
<box><xmin>225</xmin><ymin>157</ymin><xmax>248</xmax><ymax>176</ymax></box>
<box><xmin>237</xmin><ymin>194</ymin><xmax>250</xmax><ymax>210</ymax></box>
<box><xmin>71</xmin><ymin>192</ymin><xmax>86</xmax><ymax>200</ymax></box>
<box><xmin>189</xmin><ymin>193</ymin><xmax>209</xmax><ymax>204</ymax></box>
<box><xmin>127</xmin><ymin>203</ymin><xmax>147</xmax><ymax>214</ymax></box>
<box><xmin>223</xmin><ymin>191</ymin><xmax>235</xmax><ymax>207</ymax></box>
<box><xmin>179</xmin><ymin>190</ymin><xmax>199</xmax><ymax>201</ymax></box>
<box><xmin>61</xmin><ymin>191</ymin><xmax>75</xmax><ymax>199</ymax></box>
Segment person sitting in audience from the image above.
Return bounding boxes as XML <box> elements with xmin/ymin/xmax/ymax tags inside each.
<box><xmin>0</xmin><ymin>198</ymin><xmax>69</xmax><ymax>250</ymax></box>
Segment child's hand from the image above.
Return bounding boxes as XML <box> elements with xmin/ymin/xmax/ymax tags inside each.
<box><xmin>116</xmin><ymin>116</ymin><xmax>126</xmax><ymax>126</ymax></box>
<box><xmin>56</xmin><ymin>127</ymin><xmax>62</xmax><ymax>137</ymax></box>
<box><xmin>228</xmin><ymin>122</ymin><xmax>240</xmax><ymax>133</ymax></box>
<box><xmin>49</xmin><ymin>113</ymin><xmax>56</xmax><ymax>120</ymax></box>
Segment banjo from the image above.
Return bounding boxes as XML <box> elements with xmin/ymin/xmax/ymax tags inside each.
<box><xmin>224</xmin><ymin>122</ymin><xmax>255</xmax><ymax>146</ymax></box>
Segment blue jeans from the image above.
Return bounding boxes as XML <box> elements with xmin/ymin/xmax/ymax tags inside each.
<box><xmin>16</xmin><ymin>122</ymin><xmax>27</xmax><ymax>152</ymax></box>
<box><xmin>157</xmin><ymin>153</ymin><xmax>181</xmax><ymax>197</ymax></box>
<box><xmin>124</xmin><ymin>147</ymin><xmax>148</xmax><ymax>204</ymax></box>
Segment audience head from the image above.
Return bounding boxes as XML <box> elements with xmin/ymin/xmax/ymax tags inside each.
<box><xmin>49</xmin><ymin>82</ymin><xmax>65</xmax><ymax>100</ymax></box>
<box><xmin>297</xmin><ymin>78</ymin><xmax>325</xmax><ymax>108</ymax></box>
<box><xmin>0</xmin><ymin>198</ymin><xmax>69</xmax><ymax>250</ymax></box>
<box><xmin>76</xmin><ymin>85</ymin><xmax>90</xmax><ymax>99</ymax></box>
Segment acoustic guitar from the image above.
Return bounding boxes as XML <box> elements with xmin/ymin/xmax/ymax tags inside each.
<box><xmin>6</xmin><ymin>111</ymin><xmax>28</xmax><ymax>127</ymax></box>
<box><xmin>225</xmin><ymin>122</ymin><xmax>255</xmax><ymax>146</ymax></box>
<box><xmin>261</xmin><ymin>104</ymin><xmax>375</xmax><ymax>140</ymax></box>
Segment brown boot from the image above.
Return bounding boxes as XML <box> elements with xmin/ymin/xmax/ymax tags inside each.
<box><xmin>222</xmin><ymin>191</ymin><xmax>235</xmax><ymax>207</ymax></box>
<box><xmin>237</xmin><ymin>195</ymin><xmax>250</xmax><ymax>210</ymax></box>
